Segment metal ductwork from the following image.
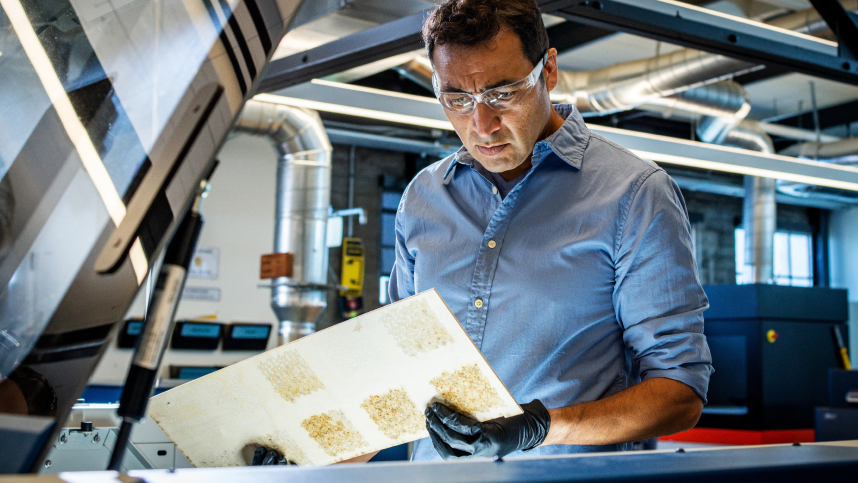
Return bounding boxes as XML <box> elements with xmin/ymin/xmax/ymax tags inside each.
<box><xmin>776</xmin><ymin>137</ymin><xmax>858</xmax><ymax>204</ymax></box>
<box><xmin>650</xmin><ymin>80</ymin><xmax>752</xmax><ymax>145</ymax></box>
<box><xmin>714</xmin><ymin>121</ymin><xmax>776</xmax><ymax>285</ymax></box>
<box><xmin>552</xmin><ymin>50</ymin><xmax>757</xmax><ymax>115</ymax></box>
<box><xmin>720</xmin><ymin>120</ymin><xmax>775</xmax><ymax>154</ymax></box>
<box><xmin>740</xmin><ymin>176</ymin><xmax>777</xmax><ymax>284</ymax></box>
<box><xmin>650</xmin><ymin>80</ymin><xmax>751</xmax><ymax>121</ymax></box>
<box><xmin>779</xmin><ymin>137</ymin><xmax>858</xmax><ymax>161</ymax></box>
<box><xmin>234</xmin><ymin>100</ymin><xmax>333</xmax><ymax>344</ymax></box>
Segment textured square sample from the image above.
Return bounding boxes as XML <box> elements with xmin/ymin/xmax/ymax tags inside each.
<box><xmin>259</xmin><ymin>349</ymin><xmax>324</xmax><ymax>402</ymax></box>
<box><xmin>301</xmin><ymin>410</ymin><xmax>369</xmax><ymax>457</ymax></box>
<box><xmin>148</xmin><ymin>290</ymin><xmax>521</xmax><ymax>466</ymax></box>
<box><xmin>382</xmin><ymin>296</ymin><xmax>454</xmax><ymax>356</ymax></box>
<box><xmin>431</xmin><ymin>364</ymin><xmax>503</xmax><ymax>418</ymax></box>
<box><xmin>361</xmin><ymin>389</ymin><xmax>425</xmax><ymax>439</ymax></box>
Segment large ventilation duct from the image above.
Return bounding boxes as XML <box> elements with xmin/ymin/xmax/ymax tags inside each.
<box><xmin>650</xmin><ymin>80</ymin><xmax>751</xmax><ymax>144</ymax></box>
<box><xmin>234</xmin><ymin>100</ymin><xmax>333</xmax><ymax>344</ymax></box>
<box><xmin>552</xmin><ymin>50</ymin><xmax>756</xmax><ymax>115</ymax></box>
<box><xmin>716</xmin><ymin>122</ymin><xmax>777</xmax><ymax>285</ymax></box>
<box><xmin>779</xmin><ymin>137</ymin><xmax>858</xmax><ymax>161</ymax></box>
<box><xmin>776</xmin><ymin>138</ymin><xmax>858</xmax><ymax>204</ymax></box>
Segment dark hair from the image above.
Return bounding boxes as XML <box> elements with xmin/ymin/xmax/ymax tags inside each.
<box><xmin>423</xmin><ymin>0</ymin><xmax>549</xmax><ymax>66</ymax></box>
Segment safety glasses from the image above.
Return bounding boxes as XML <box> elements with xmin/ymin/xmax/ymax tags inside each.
<box><xmin>432</xmin><ymin>53</ymin><xmax>547</xmax><ymax>115</ymax></box>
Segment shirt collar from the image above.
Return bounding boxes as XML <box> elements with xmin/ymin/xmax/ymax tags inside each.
<box><xmin>443</xmin><ymin>104</ymin><xmax>590</xmax><ymax>180</ymax></box>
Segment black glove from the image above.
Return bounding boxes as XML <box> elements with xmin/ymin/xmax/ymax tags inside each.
<box><xmin>425</xmin><ymin>399</ymin><xmax>551</xmax><ymax>460</ymax></box>
<box><xmin>250</xmin><ymin>447</ymin><xmax>296</xmax><ymax>466</ymax></box>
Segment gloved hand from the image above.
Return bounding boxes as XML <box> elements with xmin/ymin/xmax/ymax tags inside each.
<box><xmin>424</xmin><ymin>399</ymin><xmax>551</xmax><ymax>460</ymax></box>
<box><xmin>250</xmin><ymin>447</ymin><xmax>296</xmax><ymax>466</ymax></box>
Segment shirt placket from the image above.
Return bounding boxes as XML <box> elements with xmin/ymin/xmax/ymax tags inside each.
<box><xmin>464</xmin><ymin>150</ymin><xmax>546</xmax><ymax>348</ymax></box>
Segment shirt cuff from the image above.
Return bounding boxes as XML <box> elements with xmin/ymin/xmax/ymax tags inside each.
<box><xmin>642</xmin><ymin>364</ymin><xmax>714</xmax><ymax>404</ymax></box>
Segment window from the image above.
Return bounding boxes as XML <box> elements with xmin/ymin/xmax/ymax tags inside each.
<box><xmin>379</xmin><ymin>190</ymin><xmax>403</xmax><ymax>304</ymax></box>
<box><xmin>735</xmin><ymin>228</ymin><xmax>813</xmax><ymax>286</ymax></box>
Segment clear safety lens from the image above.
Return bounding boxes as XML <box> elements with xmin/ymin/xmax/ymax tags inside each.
<box><xmin>433</xmin><ymin>54</ymin><xmax>547</xmax><ymax>114</ymax></box>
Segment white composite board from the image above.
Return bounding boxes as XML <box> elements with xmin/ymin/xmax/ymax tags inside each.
<box><xmin>148</xmin><ymin>289</ymin><xmax>521</xmax><ymax>466</ymax></box>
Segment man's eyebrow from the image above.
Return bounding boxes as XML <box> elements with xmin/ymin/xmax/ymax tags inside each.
<box><xmin>440</xmin><ymin>78</ymin><xmax>518</xmax><ymax>93</ymax></box>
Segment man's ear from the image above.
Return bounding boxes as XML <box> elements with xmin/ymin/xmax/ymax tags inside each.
<box><xmin>544</xmin><ymin>47</ymin><xmax>559</xmax><ymax>92</ymax></box>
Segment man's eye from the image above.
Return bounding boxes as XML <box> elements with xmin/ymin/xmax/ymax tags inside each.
<box><xmin>488</xmin><ymin>90</ymin><xmax>517</xmax><ymax>103</ymax></box>
<box><xmin>448</xmin><ymin>95</ymin><xmax>473</xmax><ymax>108</ymax></box>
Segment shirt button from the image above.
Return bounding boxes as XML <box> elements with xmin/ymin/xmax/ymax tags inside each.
<box><xmin>488</xmin><ymin>240</ymin><xmax>497</xmax><ymax>249</ymax></box>
<box><xmin>492</xmin><ymin>186</ymin><xmax>498</xmax><ymax>195</ymax></box>
<box><xmin>474</xmin><ymin>298</ymin><xmax>484</xmax><ymax>308</ymax></box>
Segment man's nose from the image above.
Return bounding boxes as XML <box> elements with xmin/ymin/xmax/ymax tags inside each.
<box><xmin>471</xmin><ymin>102</ymin><xmax>501</xmax><ymax>138</ymax></box>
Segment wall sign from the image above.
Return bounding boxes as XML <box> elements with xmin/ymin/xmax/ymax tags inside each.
<box><xmin>189</xmin><ymin>246</ymin><xmax>219</xmax><ymax>280</ymax></box>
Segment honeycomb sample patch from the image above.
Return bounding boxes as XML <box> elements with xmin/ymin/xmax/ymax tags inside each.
<box><xmin>430</xmin><ymin>364</ymin><xmax>503</xmax><ymax>418</ymax></box>
<box><xmin>258</xmin><ymin>350</ymin><xmax>324</xmax><ymax>402</ymax></box>
<box><xmin>382</xmin><ymin>297</ymin><xmax>453</xmax><ymax>356</ymax></box>
<box><xmin>361</xmin><ymin>389</ymin><xmax>425</xmax><ymax>439</ymax></box>
<box><xmin>301</xmin><ymin>410</ymin><xmax>368</xmax><ymax>457</ymax></box>
<box><xmin>253</xmin><ymin>431</ymin><xmax>308</xmax><ymax>466</ymax></box>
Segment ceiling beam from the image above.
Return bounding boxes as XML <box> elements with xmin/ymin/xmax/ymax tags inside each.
<box><xmin>551</xmin><ymin>0</ymin><xmax>858</xmax><ymax>86</ymax></box>
<box><xmin>546</xmin><ymin>19</ymin><xmax>615</xmax><ymax>52</ymax></box>
<box><xmin>808</xmin><ymin>0</ymin><xmax>858</xmax><ymax>59</ymax></box>
<box><xmin>259</xmin><ymin>0</ymin><xmax>858</xmax><ymax>93</ymax></box>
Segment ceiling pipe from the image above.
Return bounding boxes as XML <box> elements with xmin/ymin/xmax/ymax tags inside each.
<box><xmin>713</xmin><ymin>122</ymin><xmax>777</xmax><ymax>285</ymax></box>
<box><xmin>776</xmin><ymin>137</ymin><xmax>858</xmax><ymax>204</ymax></box>
<box><xmin>234</xmin><ymin>100</ymin><xmax>333</xmax><ymax>344</ymax></box>
<box><xmin>779</xmin><ymin>136</ymin><xmax>858</xmax><ymax>161</ymax></box>
<box><xmin>552</xmin><ymin>50</ymin><xmax>757</xmax><ymax>115</ymax></box>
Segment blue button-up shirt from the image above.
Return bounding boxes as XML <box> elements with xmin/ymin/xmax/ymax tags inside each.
<box><xmin>389</xmin><ymin>105</ymin><xmax>713</xmax><ymax>461</ymax></box>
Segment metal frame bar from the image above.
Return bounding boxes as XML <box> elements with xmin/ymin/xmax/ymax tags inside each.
<box><xmin>808</xmin><ymin>0</ymin><xmax>858</xmax><ymax>60</ymax></box>
<box><xmin>259</xmin><ymin>0</ymin><xmax>858</xmax><ymax>92</ymax></box>
<box><xmin>258</xmin><ymin>11</ymin><xmax>425</xmax><ymax>92</ymax></box>
<box><xmin>551</xmin><ymin>0</ymin><xmax>858</xmax><ymax>85</ymax></box>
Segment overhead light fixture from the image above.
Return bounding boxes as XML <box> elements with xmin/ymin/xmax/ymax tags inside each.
<box><xmin>654</xmin><ymin>0</ymin><xmax>837</xmax><ymax>48</ymax></box>
<box><xmin>253</xmin><ymin>93</ymin><xmax>454</xmax><ymax>131</ymax></box>
<box><xmin>2</xmin><ymin>0</ymin><xmax>147</xmax><ymax>283</ymax></box>
<box><xmin>590</xmin><ymin>125</ymin><xmax>858</xmax><ymax>192</ymax></box>
<box><xmin>634</xmin><ymin>150</ymin><xmax>858</xmax><ymax>191</ymax></box>
<box><xmin>310</xmin><ymin>79</ymin><xmax>440</xmax><ymax>104</ymax></box>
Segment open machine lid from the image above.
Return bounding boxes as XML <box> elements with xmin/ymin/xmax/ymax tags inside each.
<box><xmin>0</xmin><ymin>0</ymin><xmax>306</xmax><ymax>473</ymax></box>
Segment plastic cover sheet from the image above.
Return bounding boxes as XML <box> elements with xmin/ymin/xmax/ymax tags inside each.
<box><xmin>0</xmin><ymin>0</ymin><xmax>235</xmax><ymax>379</ymax></box>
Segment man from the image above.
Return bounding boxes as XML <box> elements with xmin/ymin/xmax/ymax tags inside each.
<box><xmin>252</xmin><ymin>0</ymin><xmax>711</xmax><ymax>465</ymax></box>
<box><xmin>388</xmin><ymin>0</ymin><xmax>712</xmax><ymax>461</ymax></box>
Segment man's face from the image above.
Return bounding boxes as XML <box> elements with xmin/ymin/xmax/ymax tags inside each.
<box><xmin>432</xmin><ymin>29</ymin><xmax>558</xmax><ymax>174</ymax></box>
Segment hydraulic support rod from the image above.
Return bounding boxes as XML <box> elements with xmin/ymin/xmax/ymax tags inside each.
<box><xmin>107</xmin><ymin>166</ymin><xmax>216</xmax><ymax>471</ymax></box>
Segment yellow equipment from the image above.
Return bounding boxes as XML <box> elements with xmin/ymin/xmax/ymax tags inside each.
<box><xmin>340</xmin><ymin>238</ymin><xmax>365</xmax><ymax>297</ymax></box>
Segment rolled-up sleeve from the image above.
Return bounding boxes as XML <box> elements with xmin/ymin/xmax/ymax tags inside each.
<box><xmin>388</xmin><ymin>194</ymin><xmax>416</xmax><ymax>304</ymax></box>
<box><xmin>613</xmin><ymin>169</ymin><xmax>713</xmax><ymax>403</ymax></box>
